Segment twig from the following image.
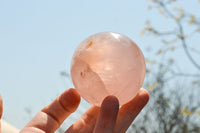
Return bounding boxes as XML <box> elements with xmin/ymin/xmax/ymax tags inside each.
<box><xmin>158</xmin><ymin>1</ymin><xmax>200</xmax><ymax>70</ymax></box>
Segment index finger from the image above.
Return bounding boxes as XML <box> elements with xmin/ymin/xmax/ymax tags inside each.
<box><xmin>21</xmin><ymin>88</ymin><xmax>80</xmax><ymax>133</ymax></box>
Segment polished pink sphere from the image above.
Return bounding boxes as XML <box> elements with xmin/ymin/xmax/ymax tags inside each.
<box><xmin>70</xmin><ymin>32</ymin><xmax>146</xmax><ymax>106</ymax></box>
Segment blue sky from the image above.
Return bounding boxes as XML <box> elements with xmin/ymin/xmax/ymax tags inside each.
<box><xmin>0</xmin><ymin>0</ymin><xmax>200</xmax><ymax>130</ymax></box>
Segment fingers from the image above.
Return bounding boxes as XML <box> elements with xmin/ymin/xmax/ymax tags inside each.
<box><xmin>93</xmin><ymin>96</ymin><xmax>119</xmax><ymax>133</ymax></box>
<box><xmin>66</xmin><ymin>96</ymin><xmax>119</xmax><ymax>133</ymax></box>
<box><xmin>0</xmin><ymin>94</ymin><xmax>2</xmax><ymax>119</ymax></box>
<box><xmin>114</xmin><ymin>88</ymin><xmax>149</xmax><ymax>133</ymax></box>
<box><xmin>65</xmin><ymin>105</ymin><xmax>100</xmax><ymax>133</ymax></box>
<box><xmin>0</xmin><ymin>94</ymin><xmax>3</xmax><ymax>132</ymax></box>
<box><xmin>20</xmin><ymin>88</ymin><xmax>149</xmax><ymax>133</ymax></box>
<box><xmin>21</xmin><ymin>88</ymin><xmax>80</xmax><ymax>133</ymax></box>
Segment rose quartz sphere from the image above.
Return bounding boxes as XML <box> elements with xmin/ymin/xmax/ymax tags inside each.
<box><xmin>70</xmin><ymin>32</ymin><xmax>146</xmax><ymax>106</ymax></box>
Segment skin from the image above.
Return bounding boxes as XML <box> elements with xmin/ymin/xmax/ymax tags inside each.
<box><xmin>0</xmin><ymin>88</ymin><xmax>149</xmax><ymax>133</ymax></box>
<box><xmin>0</xmin><ymin>94</ymin><xmax>2</xmax><ymax>133</ymax></box>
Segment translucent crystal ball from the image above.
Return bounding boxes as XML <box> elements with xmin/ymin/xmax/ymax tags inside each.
<box><xmin>70</xmin><ymin>32</ymin><xmax>146</xmax><ymax>106</ymax></box>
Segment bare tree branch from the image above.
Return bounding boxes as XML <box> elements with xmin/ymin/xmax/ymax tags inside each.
<box><xmin>178</xmin><ymin>21</ymin><xmax>200</xmax><ymax>70</ymax></box>
<box><xmin>157</xmin><ymin>1</ymin><xmax>200</xmax><ymax>71</ymax></box>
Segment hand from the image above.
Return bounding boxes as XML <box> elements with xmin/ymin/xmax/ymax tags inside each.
<box><xmin>0</xmin><ymin>94</ymin><xmax>3</xmax><ymax>131</ymax></box>
<box><xmin>1</xmin><ymin>88</ymin><xmax>149</xmax><ymax>133</ymax></box>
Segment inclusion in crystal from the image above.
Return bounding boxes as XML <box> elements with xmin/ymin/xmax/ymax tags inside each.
<box><xmin>70</xmin><ymin>32</ymin><xmax>146</xmax><ymax>106</ymax></box>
